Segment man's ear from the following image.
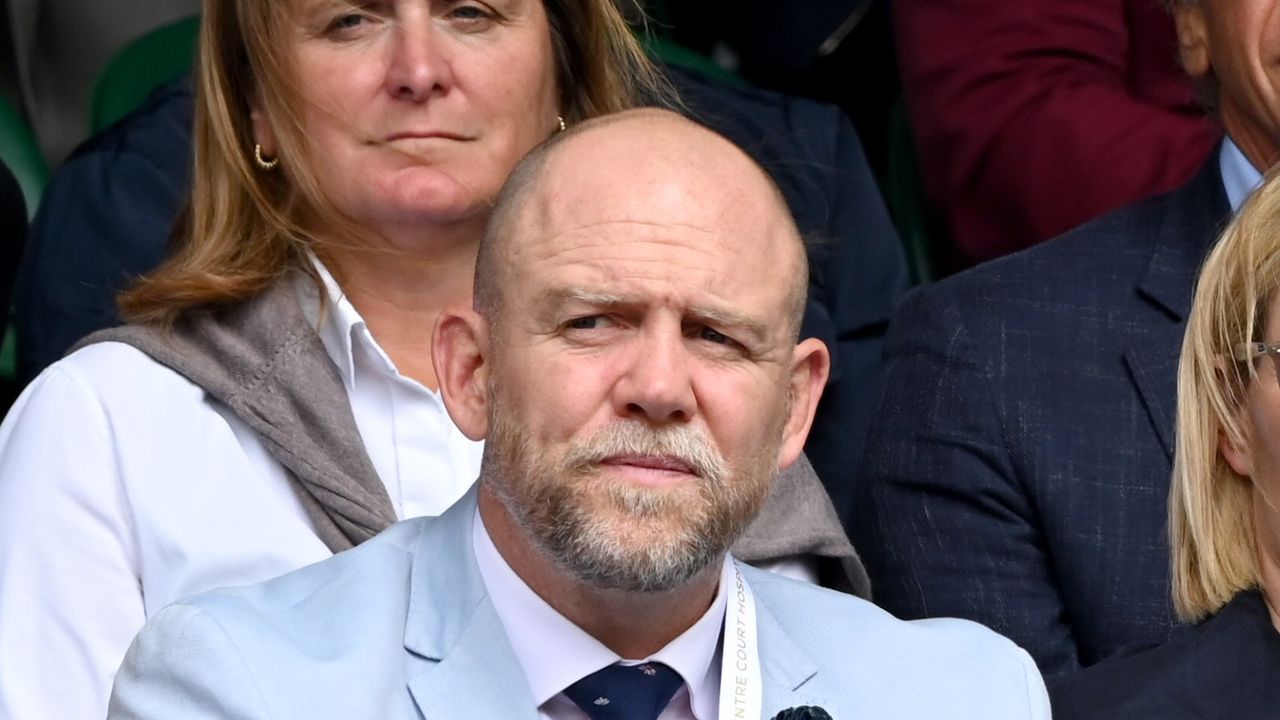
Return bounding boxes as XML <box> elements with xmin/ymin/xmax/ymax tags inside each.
<box><xmin>1173</xmin><ymin>2</ymin><xmax>1212</xmax><ymax>80</ymax></box>
<box><xmin>433</xmin><ymin>309</ymin><xmax>491</xmax><ymax>441</ymax></box>
<box><xmin>776</xmin><ymin>337</ymin><xmax>830</xmax><ymax>470</ymax></box>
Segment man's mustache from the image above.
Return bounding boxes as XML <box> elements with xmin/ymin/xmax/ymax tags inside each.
<box><xmin>562</xmin><ymin>422</ymin><xmax>729</xmax><ymax>485</ymax></box>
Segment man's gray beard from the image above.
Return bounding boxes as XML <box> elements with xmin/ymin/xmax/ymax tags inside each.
<box><xmin>483</xmin><ymin>408</ymin><xmax>777</xmax><ymax>593</ymax></box>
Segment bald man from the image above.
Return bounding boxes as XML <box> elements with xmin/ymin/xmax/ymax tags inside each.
<box><xmin>107</xmin><ymin>110</ymin><xmax>1047</xmax><ymax>720</ymax></box>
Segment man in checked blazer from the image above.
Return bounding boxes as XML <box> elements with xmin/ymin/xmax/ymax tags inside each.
<box><xmin>108</xmin><ymin>110</ymin><xmax>1047</xmax><ymax>720</ymax></box>
<box><xmin>855</xmin><ymin>0</ymin><xmax>1273</xmax><ymax>677</ymax></box>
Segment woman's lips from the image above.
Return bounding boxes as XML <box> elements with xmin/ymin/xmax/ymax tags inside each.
<box><xmin>384</xmin><ymin>130</ymin><xmax>472</xmax><ymax>142</ymax></box>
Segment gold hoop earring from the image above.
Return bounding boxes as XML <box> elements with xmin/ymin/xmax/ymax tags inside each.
<box><xmin>254</xmin><ymin>144</ymin><xmax>279</xmax><ymax>170</ymax></box>
<box><xmin>557</xmin><ymin>115</ymin><xmax>567</xmax><ymax>133</ymax></box>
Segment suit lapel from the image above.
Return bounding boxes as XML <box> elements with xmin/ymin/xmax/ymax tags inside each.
<box><xmin>1124</xmin><ymin>325</ymin><xmax>1191</xmax><ymax>461</ymax></box>
<box><xmin>402</xmin><ymin>488</ymin><xmax>540</xmax><ymax>720</ymax></box>
<box><xmin>405</xmin><ymin>603</ymin><xmax>539</xmax><ymax>720</ymax></box>
<box><xmin>1125</xmin><ymin>154</ymin><xmax>1231</xmax><ymax>460</ymax></box>
<box><xmin>752</xmin><ymin>585</ymin><xmax>832</xmax><ymax>718</ymax></box>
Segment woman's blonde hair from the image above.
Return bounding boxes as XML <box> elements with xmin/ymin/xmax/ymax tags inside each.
<box><xmin>1172</xmin><ymin>170</ymin><xmax>1280</xmax><ymax>620</ymax></box>
<box><xmin>120</xmin><ymin>0</ymin><xmax>671</xmax><ymax>325</ymax></box>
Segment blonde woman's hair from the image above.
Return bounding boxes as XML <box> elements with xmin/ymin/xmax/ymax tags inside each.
<box><xmin>1172</xmin><ymin>169</ymin><xmax>1280</xmax><ymax>620</ymax></box>
<box><xmin>119</xmin><ymin>0</ymin><xmax>672</xmax><ymax>326</ymax></box>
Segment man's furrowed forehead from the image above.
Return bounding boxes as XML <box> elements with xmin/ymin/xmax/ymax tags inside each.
<box><xmin>509</xmin><ymin>205</ymin><xmax>788</xmax><ymax>299</ymax></box>
<box><xmin>517</xmin><ymin>219</ymin><xmax>742</xmax><ymax>297</ymax></box>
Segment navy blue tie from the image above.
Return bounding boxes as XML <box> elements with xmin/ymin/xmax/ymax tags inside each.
<box><xmin>563</xmin><ymin>662</ymin><xmax>684</xmax><ymax>720</ymax></box>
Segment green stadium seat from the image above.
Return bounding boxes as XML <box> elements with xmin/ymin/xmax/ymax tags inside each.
<box><xmin>0</xmin><ymin>96</ymin><xmax>49</xmax><ymax>220</ymax></box>
<box><xmin>90</xmin><ymin>15</ymin><xmax>200</xmax><ymax>133</ymax></box>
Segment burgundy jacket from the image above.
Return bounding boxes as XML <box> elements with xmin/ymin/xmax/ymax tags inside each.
<box><xmin>897</xmin><ymin>0</ymin><xmax>1220</xmax><ymax>264</ymax></box>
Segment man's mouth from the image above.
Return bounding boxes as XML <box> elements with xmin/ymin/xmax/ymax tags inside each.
<box><xmin>598</xmin><ymin>454</ymin><xmax>700</xmax><ymax>483</ymax></box>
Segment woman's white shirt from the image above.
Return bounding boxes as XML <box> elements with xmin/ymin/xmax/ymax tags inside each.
<box><xmin>0</xmin><ymin>265</ymin><xmax>483</xmax><ymax>720</ymax></box>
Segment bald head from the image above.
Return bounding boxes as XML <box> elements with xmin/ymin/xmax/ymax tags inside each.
<box><xmin>475</xmin><ymin>109</ymin><xmax>807</xmax><ymax>338</ymax></box>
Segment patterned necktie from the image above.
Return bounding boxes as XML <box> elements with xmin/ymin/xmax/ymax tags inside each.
<box><xmin>563</xmin><ymin>662</ymin><xmax>684</xmax><ymax>720</ymax></box>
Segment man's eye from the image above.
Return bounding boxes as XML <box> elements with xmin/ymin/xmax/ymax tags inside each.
<box><xmin>699</xmin><ymin>327</ymin><xmax>733</xmax><ymax>345</ymax></box>
<box><xmin>566</xmin><ymin>316</ymin><xmax>608</xmax><ymax>330</ymax></box>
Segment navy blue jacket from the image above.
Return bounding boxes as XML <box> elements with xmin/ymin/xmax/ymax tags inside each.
<box><xmin>15</xmin><ymin>79</ymin><xmax>193</xmax><ymax>386</ymax></box>
<box><xmin>15</xmin><ymin>70</ymin><xmax>906</xmax><ymax>529</ymax></box>
<box><xmin>1050</xmin><ymin>590</ymin><xmax>1280</xmax><ymax>718</ymax></box>
<box><xmin>854</xmin><ymin>156</ymin><xmax>1229</xmax><ymax>675</ymax></box>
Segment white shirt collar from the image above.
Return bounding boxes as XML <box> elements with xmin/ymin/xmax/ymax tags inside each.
<box><xmin>473</xmin><ymin>509</ymin><xmax>727</xmax><ymax>720</ymax></box>
<box><xmin>1220</xmin><ymin>137</ymin><xmax>1265</xmax><ymax>212</ymax></box>
<box><xmin>293</xmin><ymin>252</ymin><xmax>405</xmax><ymax>393</ymax></box>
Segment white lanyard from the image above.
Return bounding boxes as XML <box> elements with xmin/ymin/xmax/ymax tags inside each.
<box><xmin>718</xmin><ymin>562</ymin><xmax>762</xmax><ymax>720</ymax></box>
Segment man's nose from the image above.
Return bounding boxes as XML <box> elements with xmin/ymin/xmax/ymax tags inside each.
<box><xmin>612</xmin><ymin>328</ymin><xmax>697</xmax><ymax>424</ymax></box>
<box><xmin>385</xmin><ymin>19</ymin><xmax>452</xmax><ymax>102</ymax></box>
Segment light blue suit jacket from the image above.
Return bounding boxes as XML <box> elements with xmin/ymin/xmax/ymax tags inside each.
<box><xmin>108</xmin><ymin>489</ymin><xmax>1050</xmax><ymax>719</ymax></box>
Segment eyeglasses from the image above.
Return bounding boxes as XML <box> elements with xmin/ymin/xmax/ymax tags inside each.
<box><xmin>1234</xmin><ymin>342</ymin><xmax>1280</xmax><ymax>383</ymax></box>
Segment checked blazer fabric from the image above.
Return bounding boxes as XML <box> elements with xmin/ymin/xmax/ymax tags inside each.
<box><xmin>854</xmin><ymin>154</ymin><xmax>1231</xmax><ymax>676</ymax></box>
